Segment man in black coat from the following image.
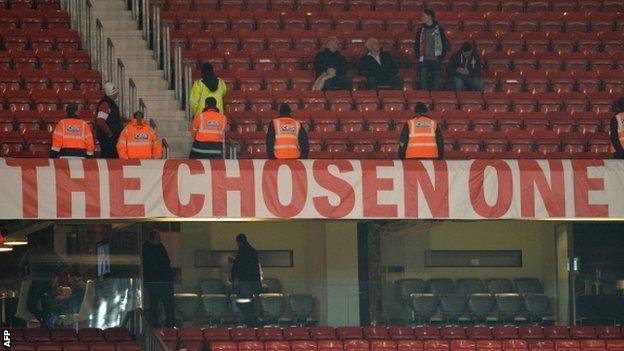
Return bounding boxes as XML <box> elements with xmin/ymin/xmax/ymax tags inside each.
<box><xmin>610</xmin><ymin>97</ymin><xmax>624</xmax><ymax>159</ymax></box>
<box><xmin>231</xmin><ymin>233</ymin><xmax>261</xmax><ymax>326</ymax></box>
<box><xmin>358</xmin><ymin>38</ymin><xmax>404</xmax><ymax>90</ymax></box>
<box><xmin>313</xmin><ymin>37</ymin><xmax>353</xmax><ymax>91</ymax></box>
<box><xmin>142</xmin><ymin>230</ymin><xmax>175</xmax><ymax>328</ymax></box>
<box><xmin>446</xmin><ymin>42</ymin><xmax>484</xmax><ymax>92</ymax></box>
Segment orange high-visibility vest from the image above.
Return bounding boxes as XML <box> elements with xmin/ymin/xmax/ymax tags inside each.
<box><xmin>117</xmin><ymin>120</ymin><xmax>163</xmax><ymax>159</ymax></box>
<box><xmin>610</xmin><ymin>112</ymin><xmax>624</xmax><ymax>153</ymax></box>
<box><xmin>51</xmin><ymin>118</ymin><xmax>95</xmax><ymax>157</ymax></box>
<box><xmin>191</xmin><ymin>109</ymin><xmax>226</xmax><ymax>143</ymax></box>
<box><xmin>273</xmin><ymin>117</ymin><xmax>301</xmax><ymax>159</ymax></box>
<box><xmin>405</xmin><ymin>116</ymin><xmax>439</xmax><ymax>159</ymax></box>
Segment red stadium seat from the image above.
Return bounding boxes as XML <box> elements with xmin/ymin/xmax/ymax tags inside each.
<box><xmin>104</xmin><ymin>328</ymin><xmax>132</xmax><ymax>342</ymax></box>
<box><xmin>549</xmin><ymin>72</ymin><xmax>574</xmax><ymax>94</ymax></box>
<box><xmin>538</xmin><ymin>93</ymin><xmax>562</xmax><ymax>114</ymax></box>
<box><xmin>212</xmin><ymin>342</ymin><xmax>238</xmax><ymax>351</ymax></box>
<box><xmin>234</xmin><ymin>330</ymin><xmax>260</xmax><ymax>342</ymax></box>
<box><xmin>596</xmin><ymin>327</ymin><xmax>622</xmax><ymax>339</ymax></box>
<box><xmin>292</xmin><ymin>341</ymin><xmax>318</xmax><ymax>351</ymax></box>
<box><xmin>534</xmin><ymin>130</ymin><xmax>560</xmax><ymax>154</ymax></box>
<box><xmin>310</xmin><ymin>327</ymin><xmax>336</xmax><ymax>340</ymax></box>
<box><xmin>497</xmin><ymin>71</ymin><xmax>523</xmax><ymax>94</ymax></box>
<box><xmin>503</xmin><ymin>340</ymin><xmax>527</xmax><ymax>351</ymax></box>
<box><xmin>514</xmin><ymin>52</ymin><xmax>538</xmax><ymax>72</ymax></box>
<box><xmin>432</xmin><ymin>91</ymin><xmax>457</xmax><ymax>112</ymax></box>
<box><xmin>327</xmin><ymin>91</ymin><xmax>353</xmax><ymax>112</ymax></box>
<box><xmin>497</xmin><ymin>112</ymin><xmax>523</xmax><ymax>132</ymax></box>
<box><xmin>444</xmin><ymin>110</ymin><xmax>470</xmax><ymax>132</ymax></box>
<box><xmin>266</xmin><ymin>341</ymin><xmax>291</xmax><ymax>351</ymax></box>
<box><xmin>549</xmin><ymin>33</ymin><xmax>576</xmax><ymax>55</ymax></box>
<box><xmin>23</xmin><ymin>328</ymin><xmax>51</xmax><ymax>342</ymax></box>
<box><xmin>284</xmin><ymin>328</ymin><xmax>311</xmax><ymax>341</ymax></box>
<box><xmin>523</xmin><ymin>112</ymin><xmax>549</xmax><ymax>133</ymax></box>
<box><xmin>441</xmin><ymin>327</ymin><xmax>466</xmax><ymax>340</ymax></box>
<box><xmin>371</xmin><ymin>340</ymin><xmax>398</xmax><ymax>351</ymax></box>
<box><xmin>518</xmin><ymin>327</ymin><xmax>544</xmax><ymax>340</ymax></box>
<box><xmin>522</xmin><ymin>70</ymin><xmax>549</xmax><ymax>94</ymax></box>
<box><xmin>318</xmin><ymin>340</ymin><xmax>344</xmax><ymax>351</ymax></box>
<box><xmin>487</xmin><ymin>12</ymin><xmax>512</xmax><ymax>34</ymax></box>
<box><xmin>562</xmin><ymin>132</ymin><xmax>587</xmax><ymax>154</ymax></box>
<box><xmin>601</xmin><ymin>70</ymin><xmax>624</xmax><ymax>94</ymax></box>
<box><xmin>605</xmin><ymin>340</ymin><xmax>624</xmax><ymax>351</ymax></box>
<box><xmin>570</xmin><ymin>327</ymin><xmax>596</xmax><ymax>339</ymax></box>
<box><xmin>258</xmin><ymin>329</ymin><xmax>285</xmax><ymax>342</ymax></box>
<box><xmin>582</xmin><ymin>340</ymin><xmax>606</xmax><ymax>351</ymax></box>
<box><xmin>389</xmin><ymin>327</ymin><xmax>414</xmax><ymax>341</ymax></box>
<box><xmin>588</xmin><ymin>93</ymin><xmax>614</xmax><ymax>114</ymax></box>
<box><xmin>512</xmin><ymin>13</ymin><xmax>539</xmax><ymax>33</ymax></box>
<box><xmin>353</xmin><ymin>91</ymin><xmax>379</xmax><ymax>112</ymax></box>
<box><xmin>14</xmin><ymin>110</ymin><xmax>41</xmax><ymax>134</ymax></box>
<box><xmin>458</xmin><ymin>92</ymin><xmax>484</xmax><ymax>112</ymax></box>
<box><xmin>415</xmin><ymin>327</ymin><xmax>441</xmax><ymax>340</ymax></box>
<box><xmin>398</xmin><ymin>340</ymin><xmax>425</xmax><ymax>351</ymax></box>
<box><xmin>116</xmin><ymin>342</ymin><xmax>141</xmax><ymax>351</ymax></box>
<box><xmin>485</xmin><ymin>93</ymin><xmax>510</xmax><ymax>113</ymax></box>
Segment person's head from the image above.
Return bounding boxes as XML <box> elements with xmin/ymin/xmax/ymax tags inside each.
<box><xmin>133</xmin><ymin>111</ymin><xmax>144</xmax><ymax>126</ymax></box>
<box><xmin>205</xmin><ymin>97</ymin><xmax>218</xmax><ymax>111</ymax></box>
<box><xmin>617</xmin><ymin>97</ymin><xmax>624</xmax><ymax>112</ymax></box>
<box><xmin>422</xmin><ymin>9</ymin><xmax>435</xmax><ymax>25</ymax></box>
<box><xmin>461</xmin><ymin>42</ymin><xmax>473</xmax><ymax>58</ymax></box>
<box><xmin>104</xmin><ymin>82</ymin><xmax>118</xmax><ymax>100</ymax></box>
<box><xmin>366</xmin><ymin>37</ymin><xmax>380</xmax><ymax>55</ymax></box>
<box><xmin>279</xmin><ymin>103</ymin><xmax>292</xmax><ymax>117</ymax></box>
<box><xmin>326</xmin><ymin>36</ymin><xmax>340</xmax><ymax>53</ymax></box>
<box><xmin>236</xmin><ymin>233</ymin><xmax>247</xmax><ymax>247</ymax></box>
<box><xmin>414</xmin><ymin>102</ymin><xmax>428</xmax><ymax>115</ymax></box>
<box><xmin>66</xmin><ymin>104</ymin><xmax>79</xmax><ymax>118</ymax></box>
<box><xmin>148</xmin><ymin>230</ymin><xmax>161</xmax><ymax>244</ymax></box>
<box><xmin>201</xmin><ymin>63</ymin><xmax>215</xmax><ymax>78</ymax></box>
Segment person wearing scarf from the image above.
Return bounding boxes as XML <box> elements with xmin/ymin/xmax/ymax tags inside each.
<box><xmin>415</xmin><ymin>9</ymin><xmax>448</xmax><ymax>90</ymax></box>
<box><xmin>189</xmin><ymin>63</ymin><xmax>227</xmax><ymax>116</ymax></box>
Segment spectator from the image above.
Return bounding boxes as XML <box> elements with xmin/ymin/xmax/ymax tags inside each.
<box><xmin>415</xmin><ymin>9</ymin><xmax>448</xmax><ymax>90</ymax></box>
<box><xmin>398</xmin><ymin>102</ymin><xmax>444</xmax><ymax>159</ymax></box>
<box><xmin>142</xmin><ymin>230</ymin><xmax>175</xmax><ymax>328</ymax></box>
<box><xmin>266</xmin><ymin>104</ymin><xmax>309</xmax><ymax>159</ymax></box>
<box><xmin>117</xmin><ymin>111</ymin><xmax>163</xmax><ymax>159</ymax></box>
<box><xmin>358</xmin><ymin>38</ymin><xmax>404</xmax><ymax>90</ymax></box>
<box><xmin>19</xmin><ymin>236</ymin><xmax>64</xmax><ymax>328</ymax></box>
<box><xmin>231</xmin><ymin>233</ymin><xmax>262</xmax><ymax>327</ymax></box>
<box><xmin>447</xmin><ymin>42</ymin><xmax>484</xmax><ymax>92</ymax></box>
<box><xmin>96</xmin><ymin>83</ymin><xmax>124</xmax><ymax>158</ymax></box>
<box><xmin>189</xmin><ymin>63</ymin><xmax>227</xmax><ymax>116</ymax></box>
<box><xmin>190</xmin><ymin>97</ymin><xmax>227</xmax><ymax>159</ymax></box>
<box><xmin>610</xmin><ymin>97</ymin><xmax>624</xmax><ymax>159</ymax></box>
<box><xmin>52</xmin><ymin>267</ymin><xmax>86</xmax><ymax>319</ymax></box>
<box><xmin>313</xmin><ymin>37</ymin><xmax>353</xmax><ymax>91</ymax></box>
<box><xmin>50</xmin><ymin>104</ymin><xmax>95</xmax><ymax>158</ymax></box>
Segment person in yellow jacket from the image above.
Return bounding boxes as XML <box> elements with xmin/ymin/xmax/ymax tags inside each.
<box><xmin>50</xmin><ymin>104</ymin><xmax>95</xmax><ymax>158</ymax></box>
<box><xmin>189</xmin><ymin>63</ymin><xmax>227</xmax><ymax>116</ymax></box>
<box><xmin>117</xmin><ymin>111</ymin><xmax>163</xmax><ymax>159</ymax></box>
<box><xmin>190</xmin><ymin>97</ymin><xmax>227</xmax><ymax>159</ymax></box>
<box><xmin>398</xmin><ymin>102</ymin><xmax>444</xmax><ymax>159</ymax></box>
<box><xmin>610</xmin><ymin>97</ymin><xmax>624</xmax><ymax>159</ymax></box>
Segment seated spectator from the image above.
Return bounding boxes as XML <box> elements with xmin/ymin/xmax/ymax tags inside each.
<box><xmin>313</xmin><ymin>37</ymin><xmax>353</xmax><ymax>91</ymax></box>
<box><xmin>358</xmin><ymin>38</ymin><xmax>404</xmax><ymax>90</ymax></box>
<box><xmin>447</xmin><ymin>42</ymin><xmax>484</xmax><ymax>92</ymax></box>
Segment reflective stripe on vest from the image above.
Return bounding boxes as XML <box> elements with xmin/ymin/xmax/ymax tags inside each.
<box><xmin>195</xmin><ymin>111</ymin><xmax>225</xmax><ymax>143</ymax></box>
<box><xmin>405</xmin><ymin>116</ymin><xmax>439</xmax><ymax>159</ymax></box>
<box><xmin>273</xmin><ymin>117</ymin><xmax>301</xmax><ymax>159</ymax></box>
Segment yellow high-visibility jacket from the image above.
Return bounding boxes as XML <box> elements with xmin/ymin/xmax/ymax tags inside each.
<box><xmin>189</xmin><ymin>78</ymin><xmax>227</xmax><ymax>116</ymax></box>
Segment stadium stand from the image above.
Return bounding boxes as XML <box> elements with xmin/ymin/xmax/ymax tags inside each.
<box><xmin>150</xmin><ymin>0</ymin><xmax>624</xmax><ymax>159</ymax></box>
<box><xmin>0</xmin><ymin>0</ymin><xmax>102</xmax><ymax>158</ymax></box>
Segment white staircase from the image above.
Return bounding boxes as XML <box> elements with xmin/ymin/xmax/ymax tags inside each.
<box><xmin>92</xmin><ymin>0</ymin><xmax>191</xmax><ymax>158</ymax></box>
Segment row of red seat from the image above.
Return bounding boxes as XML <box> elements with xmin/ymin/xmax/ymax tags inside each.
<box><xmin>6</xmin><ymin>327</ymin><xmax>133</xmax><ymax>343</ymax></box>
<box><xmin>0</xmin><ymin>0</ymin><xmax>61</xmax><ymax>10</ymax></box>
<box><xmin>156</xmin><ymin>326</ymin><xmax>624</xmax><ymax>343</ymax></box>
<box><xmin>0</xmin><ymin>29</ymin><xmax>82</xmax><ymax>51</ymax></box>
<box><xmin>0</xmin><ymin>69</ymin><xmax>101</xmax><ymax>91</ymax></box>
<box><xmin>0</xmin><ymin>50</ymin><xmax>91</xmax><ymax>70</ymax></box>
<box><xmin>0</xmin><ymin>9</ymin><xmax>68</xmax><ymax>29</ymax></box>
<box><xmin>9</xmin><ymin>341</ymin><xmax>140</xmax><ymax>351</ymax></box>
<box><xmin>0</xmin><ymin>89</ymin><xmax>105</xmax><ymax>112</ymax></box>
<box><xmin>157</xmin><ymin>0</ymin><xmax>624</xmax><ymax>13</ymax></box>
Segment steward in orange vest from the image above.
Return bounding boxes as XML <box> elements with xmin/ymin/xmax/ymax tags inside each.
<box><xmin>50</xmin><ymin>104</ymin><xmax>95</xmax><ymax>158</ymax></box>
<box><xmin>266</xmin><ymin>104</ymin><xmax>309</xmax><ymax>159</ymax></box>
<box><xmin>190</xmin><ymin>97</ymin><xmax>227</xmax><ymax>159</ymax></box>
<box><xmin>610</xmin><ymin>97</ymin><xmax>624</xmax><ymax>159</ymax></box>
<box><xmin>399</xmin><ymin>102</ymin><xmax>444</xmax><ymax>159</ymax></box>
<box><xmin>117</xmin><ymin>111</ymin><xmax>163</xmax><ymax>159</ymax></box>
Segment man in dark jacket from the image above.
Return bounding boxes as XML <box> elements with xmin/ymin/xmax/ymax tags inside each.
<box><xmin>231</xmin><ymin>233</ymin><xmax>261</xmax><ymax>326</ymax></box>
<box><xmin>313</xmin><ymin>37</ymin><xmax>353</xmax><ymax>91</ymax></box>
<box><xmin>358</xmin><ymin>38</ymin><xmax>404</xmax><ymax>90</ymax></box>
<box><xmin>266</xmin><ymin>104</ymin><xmax>309</xmax><ymax>159</ymax></box>
<box><xmin>96</xmin><ymin>82</ymin><xmax>124</xmax><ymax>158</ymax></box>
<box><xmin>447</xmin><ymin>42</ymin><xmax>484</xmax><ymax>92</ymax></box>
<box><xmin>142</xmin><ymin>230</ymin><xmax>175</xmax><ymax>328</ymax></box>
<box><xmin>610</xmin><ymin>97</ymin><xmax>624</xmax><ymax>159</ymax></box>
<box><xmin>415</xmin><ymin>9</ymin><xmax>448</xmax><ymax>90</ymax></box>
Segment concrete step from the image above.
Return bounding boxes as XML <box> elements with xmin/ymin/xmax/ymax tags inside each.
<box><xmin>149</xmin><ymin>110</ymin><xmax>187</xmax><ymax>119</ymax></box>
<box><xmin>138</xmin><ymin>89</ymin><xmax>176</xmax><ymax>99</ymax></box>
<box><xmin>104</xmin><ymin>37</ymin><xmax>149</xmax><ymax>51</ymax></box>
<box><xmin>95</xmin><ymin>17</ymin><xmax>137</xmax><ymax>31</ymax></box>
<box><xmin>122</xmin><ymin>56</ymin><xmax>159</xmax><ymax>70</ymax></box>
<box><xmin>131</xmin><ymin>77</ymin><xmax>170</xmax><ymax>91</ymax></box>
<box><xmin>152</xmin><ymin>119</ymin><xmax>191</xmax><ymax>133</ymax></box>
<box><xmin>164</xmin><ymin>136</ymin><xmax>193</xmax><ymax>158</ymax></box>
<box><xmin>141</xmin><ymin>98</ymin><xmax>180</xmax><ymax>111</ymax></box>
<box><xmin>92</xmin><ymin>0</ymin><xmax>127</xmax><ymax>11</ymax></box>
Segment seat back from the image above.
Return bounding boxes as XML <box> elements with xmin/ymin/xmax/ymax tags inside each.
<box><xmin>396</xmin><ymin>279</ymin><xmax>426</xmax><ymax>299</ymax></box>
<box><xmin>200</xmin><ymin>279</ymin><xmax>227</xmax><ymax>294</ymax></box>
<box><xmin>514</xmin><ymin>278</ymin><xmax>544</xmax><ymax>295</ymax></box>
<box><xmin>486</xmin><ymin>279</ymin><xmax>515</xmax><ymax>294</ymax></box>
<box><xmin>201</xmin><ymin>294</ymin><xmax>229</xmax><ymax>320</ymax></box>
<box><xmin>289</xmin><ymin>293</ymin><xmax>315</xmax><ymax>321</ymax></box>
<box><xmin>457</xmin><ymin>279</ymin><xmax>485</xmax><ymax>295</ymax></box>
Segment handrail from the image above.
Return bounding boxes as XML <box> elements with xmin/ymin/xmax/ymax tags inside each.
<box><xmin>129</xmin><ymin>78</ymin><xmax>138</xmax><ymax>115</ymax></box>
<box><xmin>183</xmin><ymin>63</ymin><xmax>192</xmax><ymax>121</ymax></box>
<box><xmin>163</xmin><ymin>25</ymin><xmax>171</xmax><ymax>84</ymax></box>
<box><xmin>95</xmin><ymin>19</ymin><xmax>104</xmax><ymax>75</ymax></box>
<box><xmin>173</xmin><ymin>42</ymin><xmax>182</xmax><ymax>101</ymax></box>
<box><xmin>162</xmin><ymin>139</ymin><xmax>169</xmax><ymax>159</ymax></box>
<box><xmin>106</xmin><ymin>38</ymin><xmax>115</xmax><ymax>84</ymax></box>
<box><xmin>152</xmin><ymin>3</ymin><xmax>161</xmax><ymax>67</ymax></box>
<box><xmin>123</xmin><ymin>308</ymin><xmax>169</xmax><ymax>351</ymax></box>
<box><xmin>84</xmin><ymin>0</ymin><xmax>93</xmax><ymax>54</ymax></box>
<box><xmin>139</xmin><ymin>98</ymin><xmax>147</xmax><ymax>116</ymax></box>
<box><xmin>142</xmin><ymin>0</ymin><xmax>150</xmax><ymax>42</ymax></box>
<box><xmin>116</xmin><ymin>58</ymin><xmax>126</xmax><ymax>117</ymax></box>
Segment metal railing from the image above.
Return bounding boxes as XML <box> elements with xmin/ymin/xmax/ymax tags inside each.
<box><xmin>149</xmin><ymin>118</ymin><xmax>169</xmax><ymax>159</ymax></box>
<box><xmin>106</xmin><ymin>38</ymin><xmax>115</xmax><ymax>84</ymax></box>
<box><xmin>95</xmin><ymin>19</ymin><xmax>104</xmax><ymax>75</ymax></box>
<box><xmin>129</xmin><ymin>79</ymin><xmax>138</xmax><ymax>115</ymax></box>
<box><xmin>183</xmin><ymin>63</ymin><xmax>193</xmax><ymax>121</ymax></box>
<box><xmin>116</xmin><ymin>59</ymin><xmax>127</xmax><ymax>117</ymax></box>
<box><xmin>123</xmin><ymin>308</ymin><xmax>170</xmax><ymax>351</ymax></box>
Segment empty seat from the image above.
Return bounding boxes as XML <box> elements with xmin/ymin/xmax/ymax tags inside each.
<box><xmin>292</xmin><ymin>341</ymin><xmax>318</xmax><ymax>351</ymax></box>
<box><xmin>486</xmin><ymin>279</ymin><xmax>514</xmax><ymax>294</ymax></box>
<box><xmin>396</xmin><ymin>279</ymin><xmax>426</xmax><ymax>299</ymax></box>
<box><xmin>410</xmin><ymin>293</ymin><xmax>440</xmax><ymax>324</ymax></box>
<box><xmin>440</xmin><ymin>296</ymin><xmax>470</xmax><ymax>323</ymax></box>
<box><xmin>468</xmin><ymin>294</ymin><xmax>497</xmax><ymax>324</ymax></box>
<box><xmin>175</xmin><ymin>293</ymin><xmax>201</xmax><ymax>325</ymax></box>
<box><xmin>466</xmin><ymin>327</ymin><xmax>492</xmax><ymax>340</ymax></box>
<box><xmin>496</xmin><ymin>293</ymin><xmax>527</xmax><ymax>323</ymax></box>
<box><xmin>514</xmin><ymin>278</ymin><xmax>544</xmax><ymax>295</ymax></box>
<box><xmin>24</xmin><ymin>328</ymin><xmax>51</xmax><ymax>342</ymax></box>
<box><xmin>239</xmin><ymin>341</ymin><xmax>266</xmax><ymax>351</ymax></box>
<box><xmin>570</xmin><ymin>327</ymin><xmax>595</xmax><ymax>340</ymax></box>
<box><xmin>596</xmin><ymin>327</ymin><xmax>622</xmax><ymax>339</ymax></box>
<box><xmin>363</xmin><ymin>327</ymin><xmax>389</xmax><ymax>340</ymax></box>
<box><xmin>414</xmin><ymin>327</ymin><xmax>441</xmax><ymax>340</ymax></box>
<box><xmin>389</xmin><ymin>327</ymin><xmax>414</xmax><ymax>340</ymax></box>
<box><xmin>200</xmin><ymin>279</ymin><xmax>226</xmax><ymax>294</ymax></box>
<box><xmin>201</xmin><ymin>294</ymin><xmax>228</xmax><ymax>324</ymax></box>
<box><xmin>258</xmin><ymin>328</ymin><xmax>284</xmax><ymax>342</ymax></box>
<box><xmin>285</xmin><ymin>327</ymin><xmax>311</xmax><ymax>341</ymax></box>
<box><xmin>524</xmin><ymin>295</ymin><xmax>556</xmax><ymax>325</ymax></box>
<box><xmin>50</xmin><ymin>328</ymin><xmax>77</xmax><ymax>342</ymax></box>
<box><xmin>288</xmin><ymin>293</ymin><xmax>315</xmax><ymax>325</ymax></box>
<box><xmin>231</xmin><ymin>328</ymin><xmax>257</xmax><ymax>341</ymax></box>
<box><xmin>77</xmin><ymin>328</ymin><xmax>105</xmax><ymax>342</ymax></box>
<box><xmin>544</xmin><ymin>327</ymin><xmax>569</xmax><ymax>339</ymax></box>
<box><xmin>310</xmin><ymin>327</ymin><xmax>336</xmax><ymax>340</ymax></box>
<box><xmin>427</xmin><ymin>279</ymin><xmax>456</xmax><ymax>295</ymax></box>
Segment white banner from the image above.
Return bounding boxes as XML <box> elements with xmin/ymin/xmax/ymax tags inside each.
<box><xmin>0</xmin><ymin>158</ymin><xmax>622</xmax><ymax>220</ymax></box>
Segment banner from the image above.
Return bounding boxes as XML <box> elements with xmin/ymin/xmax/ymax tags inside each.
<box><xmin>0</xmin><ymin>158</ymin><xmax>623</xmax><ymax>220</ymax></box>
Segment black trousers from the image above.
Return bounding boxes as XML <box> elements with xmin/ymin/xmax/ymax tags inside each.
<box><xmin>27</xmin><ymin>280</ymin><xmax>53</xmax><ymax>327</ymax></box>
<box><xmin>145</xmin><ymin>282</ymin><xmax>175</xmax><ymax>328</ymax></box>
<box><xmin>234</xmin><ymin>281</ymin><xmax>261</xmax><ymax>326</ymax></box>
<box><xmin>98</xmin><ymin>134</ymin><xmax>119</xmax><ymax>159</ymax></box>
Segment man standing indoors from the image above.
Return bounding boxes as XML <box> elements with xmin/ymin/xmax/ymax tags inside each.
<box><xmin>415</xmin><ymin>9</ymin><xmax>448</xmax><ymax>90</ymax></box>
<box><xmin>231</xmin><ymin>233</ymin><xmax>261</xmax><ymax>327</ymax></box>
<box><xmin>142</xmin><ymin>230</ymin><xmax>175</xmax><ymax>328</ymax></box>
<box><xmin>399</xmin><ymin>102</ymin><xmax>444</xmax><ymax>159</ymax></box>
<box><xmin>96</xmin><ymin>82</ymin><xmax>124</xmax><ymax>158</ymax></box>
